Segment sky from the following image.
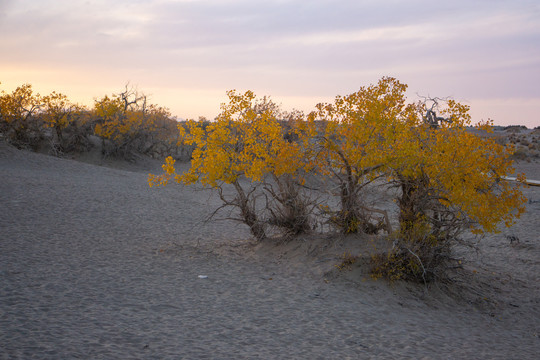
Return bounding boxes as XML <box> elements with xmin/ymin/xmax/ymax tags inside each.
<box><xmin>1</xmin><ymin>0</ymin><xmax>539</xmax><ymax>127</ymax></box>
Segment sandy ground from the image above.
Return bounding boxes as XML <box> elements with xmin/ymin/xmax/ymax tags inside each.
<box><xmin>0</xmin><ymin>141</ymin><xmax>539</xmax><ymax>359</ymax></box>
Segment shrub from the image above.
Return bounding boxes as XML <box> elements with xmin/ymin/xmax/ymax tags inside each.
<box><xmin>149</xmin><ymin>90</ymin><xmax>313</xmax><ymax>240</ymax></box>
<box><xmin>265</xmin><ymin>173</ymin><xmax>315</xmax><ymax>235</ymax></box>
<box><xmin>512</xmin><ymin>146</ymin><xmax>529</xmax><ymax>161</ymax></box>
<box><xmin>305</xmin><ymin>77</ymin><xmax>405</xmax><ymax>234</ymax></box>
<box><xmin>41</xmin><ymin>91</ymin><xmax>88</xmax><ymax>154</ymax></box>
<box><xmin>146</xmin><ymin>79</ymin><xmax>527</xmax><ymax>284</ymax></box>
<box><xmin>93</xmin><ymin>86</ymin><xmax>176</xmax><ymax>159</ymax></box>
<box><xmin>0</xmin><ymin>83</ymin><xmax>44</xmax><ymax>149</ymax></box>
<box><xmin>379</xmin><ymin>99</ymin><xmax>527</xmax><ymax>282</ymax></box>
<box><xmin>335</xmin><ymin>251</ymin><xmax>358</xmax><ymax>271</ymax></box>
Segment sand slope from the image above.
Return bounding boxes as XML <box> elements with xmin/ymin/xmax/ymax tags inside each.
<box><xmin>1</xmin><ymin>142</ymin><xmax>539</xmax><ymax>359</ymax></box>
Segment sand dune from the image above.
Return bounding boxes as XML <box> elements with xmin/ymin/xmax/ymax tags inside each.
<box><xmin>1</xmin><ymin>141</ymin><xmax>539</xmax><ymax>359</ymax></box>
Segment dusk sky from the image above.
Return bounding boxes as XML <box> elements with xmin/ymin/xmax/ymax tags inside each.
<box><xmin>1</xmin><ymin>0</ymin><xmax>539</xmax><ymax>127</ymax></box>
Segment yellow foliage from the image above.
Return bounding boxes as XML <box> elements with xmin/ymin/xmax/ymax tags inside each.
<box><xmin>303</xmin><ymin>77</ymin><xmax>416</xmax><ymax>233</ymax></box>
<box><xmin>93</xmin><ymin>92</ymin><xmax>171</xmax><ymax>145</ymax></box>
<box><xmin>0</xmin><ymin>83</ymin><xmax>42</xmax><ymax>125</ymax></box>
<box><xmin>427</xmin><ymin>126</ymin><xmax>526</xmax><ymax>233</ymax></box>
<box><xmin>149</xmin><ymin>90</ymin><xmax>308</xmax><ymax>189</ymax></box>
<box><xmin>147</xmin><ymin>78</ymin><xmax>526</xmax><ymax>242</ymax></box>
<box><xmin>308</xmin><ymin>77</ymin><xmax>415</xmax><ymax>182</ymax></box>
<box><xmin>389</xmin><ymin>98</ymin><xmax>527</xmax><ymax>236</ymax></box>
<box><xmin>148</xmin><ymin>156</ymin><xmax>177</xmax><ymax>187</ymax></box>
<box><xmin>42</xmin><ymin>91</ymin><xmax>85</xmax><ymax>131</ymax></box>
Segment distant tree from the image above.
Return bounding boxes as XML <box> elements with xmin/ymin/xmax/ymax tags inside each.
<box><xmin>42</xmin><ymin>91</ymin><xmax>86</xmax><ymax>152</ymax></box>
<box><xmin>0</xmin><ymin>83</ymin><xmax>43</xmax><ymax>148</ymax></box>
<box><xmin>93</xmin><ymin>85</ymin><xmax>173</xmax><ymax>158</ymax></box>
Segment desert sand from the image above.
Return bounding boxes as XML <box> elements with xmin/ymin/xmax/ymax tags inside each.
<box><xmin>1</xmin><ymin>140</ymin><xmax>539</xmax><ymax>359</ymax></box>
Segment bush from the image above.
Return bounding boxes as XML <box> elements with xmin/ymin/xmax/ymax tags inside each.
<box><xmin>149</xmin><ymin>90</ymin><xmax>314</xmax><ymax>240</ymax></box>
<box><xmin>92</xmin><ymin>86</ymin><xmax>178</xmax><ymax>159</ymax></box>
<box><xmin>148</xmin><ymin>79</ymin><xmax>526</xmax><ymax>285</ymax></box>
<box><xmin>0</xmin><ymin>83</ymin><xmax>183</xmax><ymax>158</ymax></box>
<box><xmin>372</xmin><ymin>100</ymin><xmax>527</xmax><ymax>282</ymax></box>
<box><xmin>304</xmin><ymin>77</ymin><xmax>406</xmax><ymax>234</ymax></box>
<box><xmin>371</xmin><ymin>219</ymin><xmax>454</xmax><ymax>283</ymax></box>
<box><xmin>265</xmin><ymin>174</ymin><xmax>315</xmax><ymax>235</ymax></box>
<box><xmin>512</xmin><ymin>146</ymin><xmax>529</xmax><ymax>160</ymax></box>
<box><xmin>0</xmin><ymin>84</ymin><xmax>44</xmax><ymax>149</ymax></box>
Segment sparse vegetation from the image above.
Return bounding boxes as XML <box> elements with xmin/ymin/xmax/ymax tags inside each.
<box><xmin>92</xmin><ymin>85</ymin><xmax>179</xmax><ymax>159</ymax></box>
<box><xmin>0</xmin><ymin>83</ymin><xmax>44</xmax><ymax>149</ymax></box>
<box><xmin>335</xmin><ymin>251</ymin><xmax>358</xmax><ymax>271</ymax></box>
<box><xmin>1</xmin><ymin>79</ymin><xmax>529</xmax><ymax>284</ymax></box>
<box><xmin>148</xmin><ymin>90</ymin><xmax>314</xmax><ymax>240</ymax></box>
<box><xmin>0</xmin><ymin>82</ymin><xmax>183</xmax><ymax>160</ymax></box>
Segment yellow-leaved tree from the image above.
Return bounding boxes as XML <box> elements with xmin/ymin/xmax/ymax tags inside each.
<box><xmin>93</xmin><ymin>86</ymin><xmax>173</xmax><ymax>158</ymax></box>
<box><xmin>374</xmin><ymin>97</ymin><xmax>528</xmax><ymax>282</ymax></box>
<box><xmin>42</xmin><ymin>91</ymin><xmax>86</xmax><ymax>152</ymax></box>
<box><xmin>149</xmin><ymin>90</ymin><xmax>312</xmax><ymax>239</ymax></box>
<box><xmin>147</xmin><ymin>79</ymin><xmax>526</xmax><ymax>282</ymax></box>
<box><xmin>307</xmin><ymin>77</ymin><xmax>414</xmax><ymax>233</ymax></box>
<box><xmin>0</xmin><ymin>83</ymin><xmax>43</xmax><ymax>148</ymax></box>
